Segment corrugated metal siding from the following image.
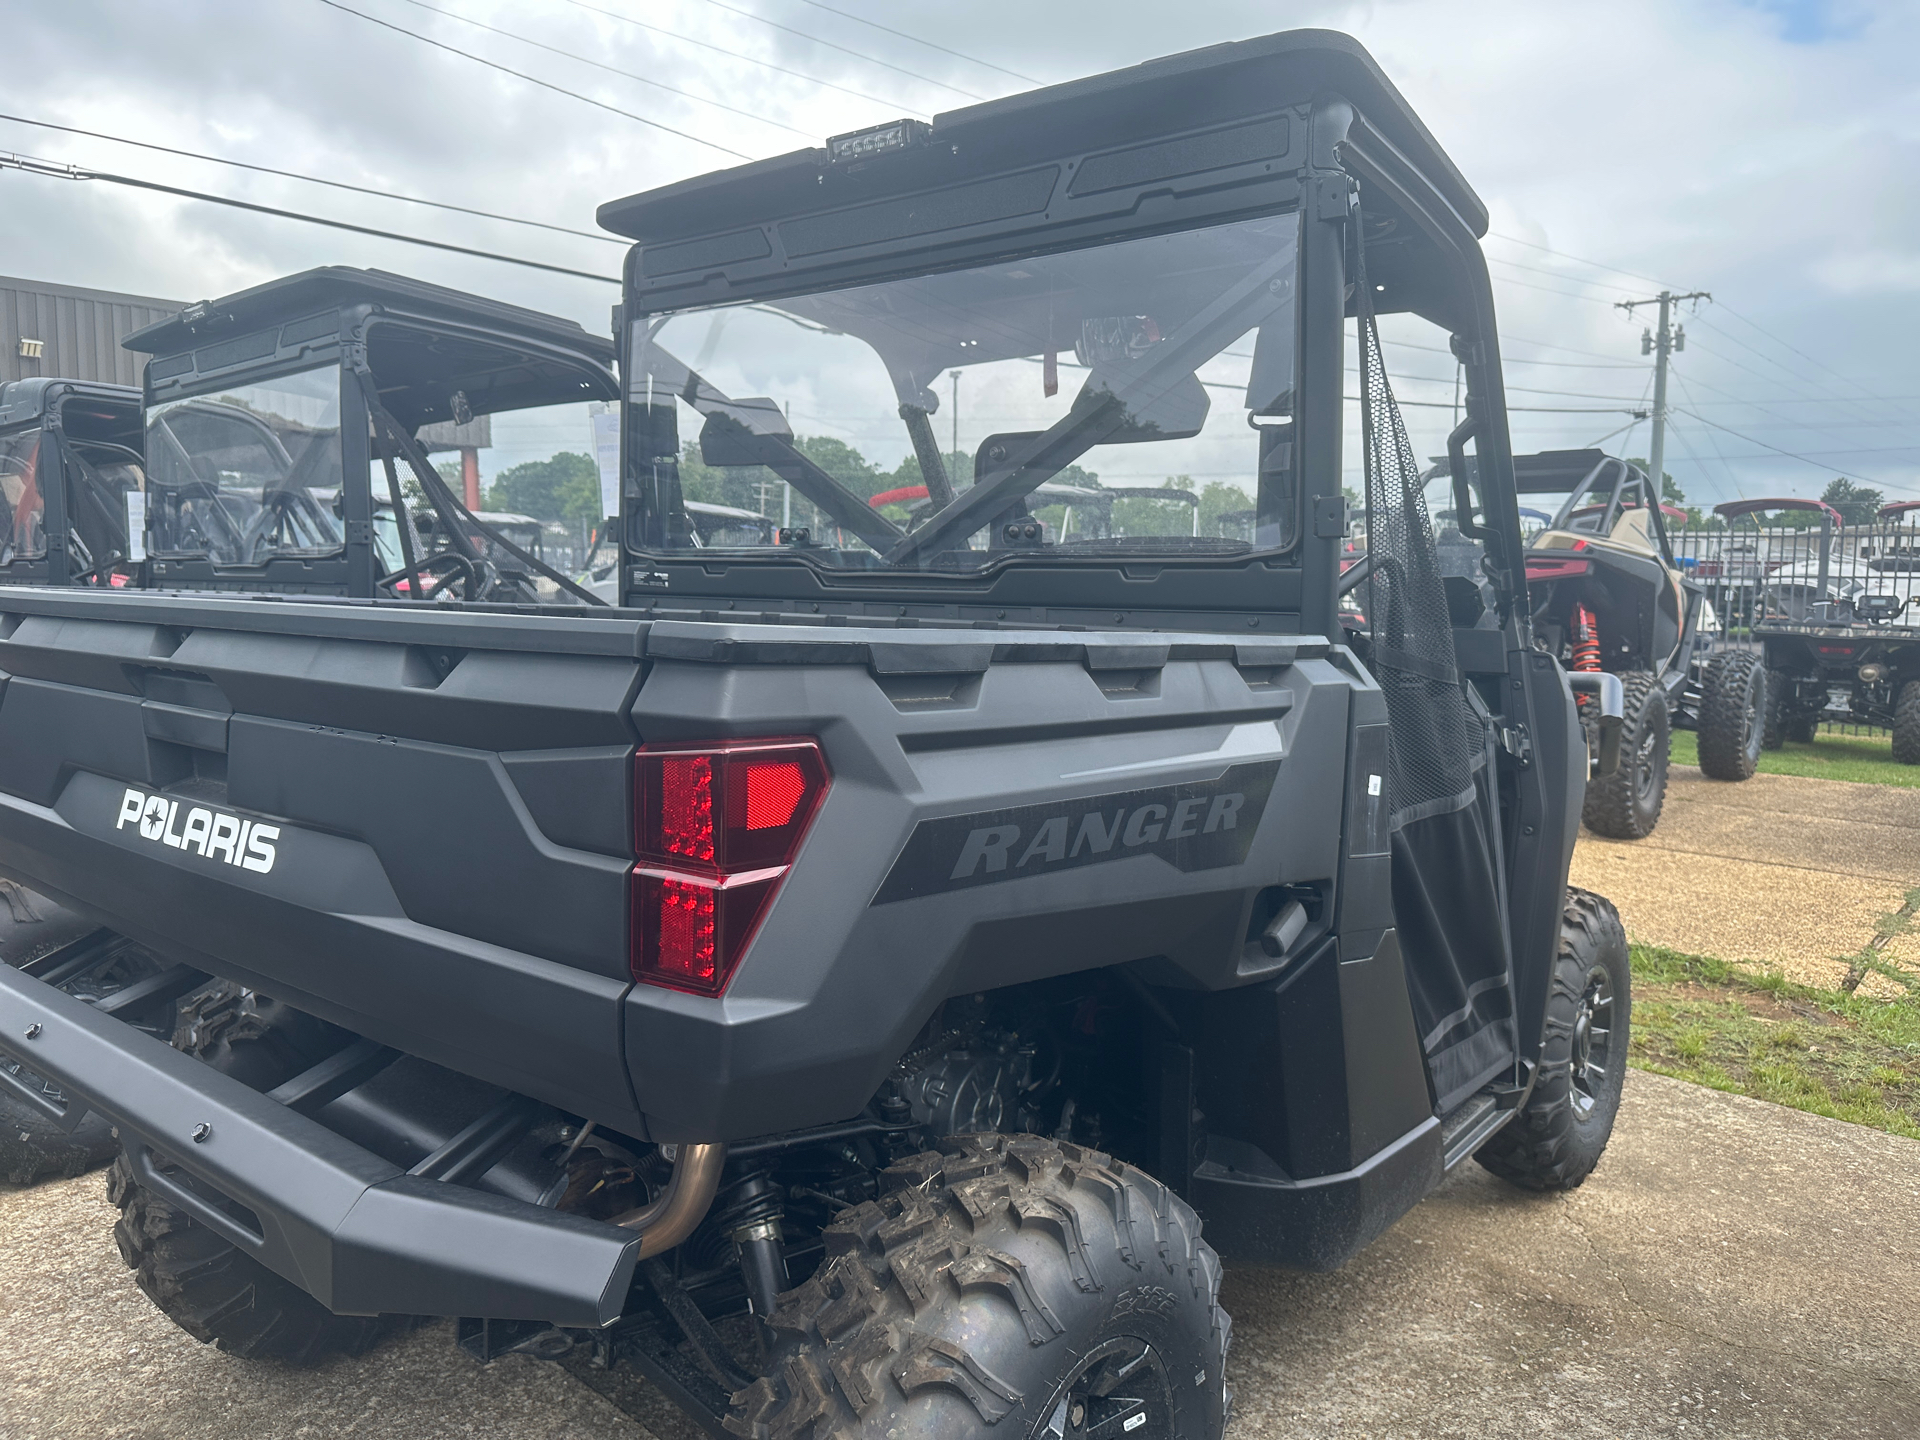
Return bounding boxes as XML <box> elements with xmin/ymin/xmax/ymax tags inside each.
<box><xmin>0</xmin><ymin>276</ymin><xmax>182</xmax><ymax>388</ymax></box>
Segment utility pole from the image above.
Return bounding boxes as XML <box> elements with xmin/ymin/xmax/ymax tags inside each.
<box><xmin>1616</xmin><ymin>289</ymin><xmax>1710</xmax><ymax>497</ymax></box>
<box><xmin>951</xmin><ymin>371</ymin><xmax>960</xmax><ymax>467</ymax></box>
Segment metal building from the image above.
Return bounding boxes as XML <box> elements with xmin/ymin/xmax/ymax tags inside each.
<box><xmin>1</xmin><ymin>275</ymin><xmax>182</xmax><ymax>388</ymax></box>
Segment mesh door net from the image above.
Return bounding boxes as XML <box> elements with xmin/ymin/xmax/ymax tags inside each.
<box><xmin>1357</xmin><ymin>246</ymin><xmax>1518</xmax><ymax>1114</ymax></box>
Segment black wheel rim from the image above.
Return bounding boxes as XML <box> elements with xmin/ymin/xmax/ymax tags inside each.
<box><xmin>1033</xmin><ymin>1336</ymin><xmax>1177</xmax><ymax>1440</ymax></box>
<box><xmin>1633</xmin><ymin>728</ymin><xmax>1661</xmax><ymax>804</ymax></box>
<box><xmin>1570</xmin><ymin>963</ymin><xmax>1616</xmax><ymax>1122</ymax></box>
<box><xmin>1743</xmin><ymin>666</ymin><xmax>1765</xmax><ymax>762</ymax></box>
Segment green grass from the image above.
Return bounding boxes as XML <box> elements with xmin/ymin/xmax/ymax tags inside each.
<box><xmin>1670</xmin><ymin>726</ymin><xmax>1920</xmax><ymax>787</ymax></box>
<box><xmin>1628</xmin><ymin>938</ymin><xmax>1920</xmax><ymax>1140</ymax></box>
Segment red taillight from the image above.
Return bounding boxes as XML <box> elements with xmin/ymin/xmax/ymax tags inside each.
<box><xmin>659</xmin><ymin>755</ymin><xmax>715</xmax><ymax>863</ymax></box>
<box><xmin>631</xmin><ymin>739</ymin><xmax>829</xmax><ymax>996</ymax></box>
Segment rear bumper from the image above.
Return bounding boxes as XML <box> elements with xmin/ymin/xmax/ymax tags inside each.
<box><xmin>0</xmin><ymin>964</ymin><xmax>637</xmax><ymax>1327</ymax></box>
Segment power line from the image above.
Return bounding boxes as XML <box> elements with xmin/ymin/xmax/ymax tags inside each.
<box><xmin>1672</xmin><ymin>407</ymin><xmax>1899</xmax><ymax>486</ymax></box>
<box><xmin>1486</xmin><ymin>232</ymin><xmax>1669</xmax><ymax>288</ymax></box>
<box><xmin>0</xmin><ymin>151</ymin><xmax>618</xmax><ymax>284</ymax></box>
<box><xmin>1714</xmin><ymin>298</ymin><xmax>1894</xmax><ymax>397</ymax></box>
<box><xmin>1490</xmin><ymin>272</ymin><xmax>1626</xmax><ymax>306</ymax></box>
<box><xmin>1670</xmin><ymin>369</ymin><xmax>1741</xmax><ymax>494</ymax></box>
<box><xmin>686</xmin><ymin>0</ymin><xmax>988</xmax><ymax>102</ymax></box>
<box><xmin>1488</xmin><ymin>233</ymin><xmax>1920</xmax><ymax>434</ymax></box>
<box><xmin>1487</xmin><ymin>255</ymin><xmax>1634</xmax><ymax>294</ymax></box>
<box><xmin>1503</xmin><ymin>332</ymin><xmax>1650</xmax><ymax>364</ymax></box>
<box><xmin>1689</xmin><ymin>313</ymin><xmax>1920</xmax><ymax>428</ymax></box>
<box><xmin>785</xmin><ymin>0</ymin><xmax>1041</xmax><ymax>84</ymax></box>
<box><xmin>557</xmin><ymin>0</ymin><xmax>926</xmax><ymax>115</ymax></box>
<box><xmin>1380</xmin><ymin>332</ymin><xmax>1639</xmax><ymax>369</ymax></box>
<box><xmin>311</xmin><ymin>0</ymin><xmax>750</xmax><ymax>159</ymax></box>
<box><xmin>391</xmin><ymin>0</ymin><xmax>813</xmax><ymax>139</ymax></box>
<box><xmin>0</xmin><ymin>111</ymin><xmax>622</xmax><ymax>244</ymax></box>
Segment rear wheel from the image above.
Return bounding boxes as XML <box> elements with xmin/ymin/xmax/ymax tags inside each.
<box><xmin>1475</xmin><ymin>888</ymin><xmax>1631</xmax><ymax>1191</ymax></box>
<box><xmin>109</xmin><ymin>1153</ymin><xmax>395</xmax><ymax>1363</ymax></box>
<box><xmin>730</xmin><ymin>1134</ymin><xmax>1230</xmax><ymax>1440</ymax></box>
<box><xmin>2</xmin><ymin>896</ymin><xmax>140</xmax><ymax>1187</ymax></box>
<box><xmin>1695</xmin><ymin>650</ymin><xmax>1765</xmax><ymax>781</ymax></box>
<box><xmin>1763</xmin><ymin>670</ymin><xmax>1818</xmax><ymax>748</ymax></box>
<box><xmin>1894</xmin><ymin>681</ymin><xmax>1920</xmax><ymax>765</ymax></box>
<box><xmin>110</xmin><ymin>982</ymin><xmax>394</xmax><ymax>1363</ymax></box>
<box><xmin>1581</xmin><ymin>673</ymin><xmax>1669</xmax><ymax>839</ymax></box>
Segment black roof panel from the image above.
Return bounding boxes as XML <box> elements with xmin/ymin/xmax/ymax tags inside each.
<box><xmin>597</xmin><ymin>30</ymin><xmax>1485</xmax><ymax>246</ymax></box>
<box><xmin>123</xmin><ymin>267</ymin><xmax>614</xmax><ymax>364</ymax></box>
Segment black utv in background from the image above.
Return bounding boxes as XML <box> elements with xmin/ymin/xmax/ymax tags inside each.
<box><xmin>0</xmin><ymin>31</ymin><xmax>1629</xmax><ymax>1440</ymax></box>
<box><xmin>0</xmin><ymin>377</ymin><xmax>146</xmax><ymax>587</ymax></box>
<box><xmin>0</xmin><ymin>379</ymin><xmax>156</xmax><ymax>1183</ymax></box>
<box><xmin>125</xmin><ymin>268</ymin><xmax>618</xmax><ymax>604</ymax></box>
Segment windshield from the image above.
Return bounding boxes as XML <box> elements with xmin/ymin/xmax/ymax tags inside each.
<box><xmin>627</xmin><ymin>212</ymin><xmax>1300</xmax><ymax>573</ymax></box>
<box><xmin>145</xmin><ymin>366</ymin><xmax>345</xmax><ymax>564</ymax></box>
<box><xmin>0</xmin><ymin>429</ymin><xmax>47</xmax><ymax>563</ymax></box>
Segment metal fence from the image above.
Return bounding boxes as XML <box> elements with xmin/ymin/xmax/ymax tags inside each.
<box><xmin>1666</xmin><ymin>515</ymin><xmax>1920</xmax><ymax>637</ymax></box>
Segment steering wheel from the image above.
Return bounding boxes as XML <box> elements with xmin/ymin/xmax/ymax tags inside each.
<box><xmin>377</xmin><ymin>549</ymin><xmax>479</xmax><ymax>601</ymax></box>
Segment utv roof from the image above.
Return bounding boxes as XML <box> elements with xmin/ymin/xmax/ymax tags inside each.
<box><xmin>1879</xmin><ymin>500</ymin><xmax>1920</xmax><ymax>520</ymax></box>
<box><xmin>1713</xmin><ymin>497</ymin><xmax>1845</xmax><ymax>525</ymax></box>
<box><xmin>123</xmin><ymin>267</ymin><xmax>615</xmax><ymax>365</ymax></box>
<box><xmin>597</xmin><ymin>30</ymin><xmax>1485</xmax><ymax>247</ymax></box>
<box><xmin>0</xmin><ymin>377</ymin><xmax>140</xmax><ymax>429</ymax></box>
<box><xmin>1425</xmin><ymin>450</ymin><xmax>1641</xmax><ymax>495</ymax></box>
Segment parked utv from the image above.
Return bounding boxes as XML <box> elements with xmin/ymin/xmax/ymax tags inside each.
<box><xmin>1520</xmin><ymin>451</ymin><xmax>1765</xmax><ymax>837</ymax></box>
<box><xmin>0</xmin><ymin>378</ymin><xmax>170</xmax><ymax>1184</ymax></box>
<box><xmin>131</xmin><ymin>267</ymin><xmax>617</xmax><ymax>603</ymax></box>
<box><xmin>1723</xmin><ymin>497</ymin><xmax>1920</xmax><ymax>761</ymax></box>
<box><xmin>0</xmin><ymin>32</ymin><xmax>1628</xmax><ymax>1439</ymax></box>
<box><xmin>0</xmin><ymin>377</ymin><xmax>147</xmax><ymax>587</ymax></box>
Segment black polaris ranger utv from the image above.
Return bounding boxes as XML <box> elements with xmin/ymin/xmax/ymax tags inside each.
<box><xmin>0</xmin><ymin>31</ymin><xmax>1627</xmax><ymax>1440</ymax></box>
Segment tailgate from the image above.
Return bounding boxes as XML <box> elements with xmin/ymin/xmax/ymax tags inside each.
<box><xmin>0</xmin><ymin>590</ymin><xmax>650</xmax><ymax>1130</ymax></box>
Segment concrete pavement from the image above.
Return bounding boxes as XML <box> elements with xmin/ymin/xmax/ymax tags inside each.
<box><xmin>2</xmin><ymin>1071</ymin><xmax>1914</xmax><ymax>1440</ymax></box>
<box><xmin>1570</xmin><ymin>764</ymin><xmax>1920</xmax><ymax>991</ymax></box>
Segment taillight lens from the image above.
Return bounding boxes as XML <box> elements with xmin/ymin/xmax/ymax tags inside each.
<box><xmin>631</xmin><ymin>739</ymin><xmax>829</xmax><ymax>996</ymax></box>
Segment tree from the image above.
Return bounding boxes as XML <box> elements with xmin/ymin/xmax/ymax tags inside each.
<box><xmin>1625</xmin><ymin>457</ymin><xmax>1683</xmax><ymax>506</ymax></box>
<box><xmin>1821</xmin><ymin>477</ymin><xmax>1883</xmax><ymax>525</ymax></box>
<box><xmin>480</xmin><ymin>453</ymin><xmax>599</xmax><ymax>526</ymax></box>
<box><xmin>1199</xmin><ymin>482</ymin><xmax>1256</xmax><ymax>536</ymax></box>
<box><xmin>483</xmin><ymin>451</ymin><xmax>602</xmax><ymax>524</ymax></box>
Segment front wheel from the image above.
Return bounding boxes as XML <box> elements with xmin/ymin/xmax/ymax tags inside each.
<box><xmin>1695</xmin><ymin>650</ymin><xmax>1765</xmax><ymax>781</ymax></box>
<box><xmin>1475</xmin><ymin>888</ymin><xmax>1631</xmax><ymax>1192</ymax></box>
<box><xmin>730</xmin><ymin>1134</ymin><xmax>1231</xmax><ymax>1440</ymax></box>
<box><xmin>1581</xmin><ymin>673</ymin><xmax>1669</xmax><ymax>839</ymax></box>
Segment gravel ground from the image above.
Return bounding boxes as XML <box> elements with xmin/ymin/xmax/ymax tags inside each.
<box><xmin>1</xmin><ymin>1073</ymin><xmax>1915</xmax><ymax>1440</ymax></box>
<box><xmin>1569</xmin><ymin>765</ymin><xmax>1920</xmax><ymax>987</ymax></box>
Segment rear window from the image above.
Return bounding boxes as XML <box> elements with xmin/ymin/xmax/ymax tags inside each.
<box><xmin>145</xmin><ymin>366</ymin><xmax>345</xmax><ymax>564</ymax></box>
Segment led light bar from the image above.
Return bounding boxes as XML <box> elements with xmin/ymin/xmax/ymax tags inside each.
<box><xmin>825</xmin><ymin>119</ymin><xmax>931</xmax><ymax>164</ymax></box>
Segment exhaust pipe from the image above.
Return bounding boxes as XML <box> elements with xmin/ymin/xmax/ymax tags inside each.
<box><xmin>611</xmin><ymin>1142</ymin><xmax>729</xmax><ymax>1258</ymax></box>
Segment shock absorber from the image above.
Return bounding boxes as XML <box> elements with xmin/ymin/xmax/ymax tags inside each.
<box><xmin>711</xmin><ymin>1170</ymin><xmax>788</xmax><ymax>1358</ymax></box>
<box><xmin>1570</xmin><ymin>602</ymin><xmax>1602</xmax><ymax>673</ymax></box>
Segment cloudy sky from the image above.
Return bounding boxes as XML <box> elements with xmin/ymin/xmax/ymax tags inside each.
<box><xmin>3</xmin><ymin>0</ymin><xmax>1916</xmax><ymax>504</ymax></box>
